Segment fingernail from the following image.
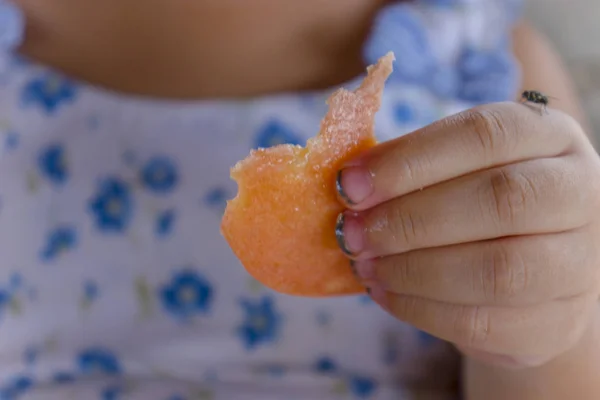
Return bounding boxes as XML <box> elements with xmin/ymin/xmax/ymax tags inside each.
<box><xmin>352</xmin><ymin>259</ymin><xmax>375</xmax><ymax>280</ymax></box>
<box><xmin>0</xmin><ymin>1</ymin><xmax>25</xmax><ymax>51</ymax></box>
<box><xmin>336</xmin><ymin>167</ymin><xmax>373</xmax><ymax>205</ymax></box>
<box><xmin>367</xmin><ymin>285</ymin><xmax>389</xmax><ymax>309</ymax></box>
<box><xmin>335</xmin><ymin>213</ymin><xmax>365</xmax><ymax>256</ymax></box>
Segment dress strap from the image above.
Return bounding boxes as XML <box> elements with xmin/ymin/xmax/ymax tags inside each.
<box><xmin>0</xmin><ymin>0</ymin><xmax>24</xmax><ymax>52</ymax></box>
<box><xmin>363</xmin><ymin>0</ymin><xmax>524</xmax><ymax>103</ymax></box>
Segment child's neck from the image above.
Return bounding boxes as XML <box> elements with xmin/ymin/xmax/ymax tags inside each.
<box><xmin>200</xmin><ymin>0</ymin><xmax>391</xmax><ymax>97</ymax></box>
<box><xmin>17</xmin><ymin>0</ymin><xmax>391</xmax><ymax>98</ymax></box>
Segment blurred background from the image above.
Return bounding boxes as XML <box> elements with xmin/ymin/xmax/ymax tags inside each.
<box><xmin>526</xmin><ymin>0</ymin><xmax>600</xmax><ymax>141</ymax></box>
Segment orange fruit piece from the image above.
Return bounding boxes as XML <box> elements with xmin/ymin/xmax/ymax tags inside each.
<box><xmin>221</xmin><ymin>52</ymin><xmax>394</xmax><ymax>297</ymax></box>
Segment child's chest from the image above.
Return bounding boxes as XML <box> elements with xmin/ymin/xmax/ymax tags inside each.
<box><xmin>0</xmin><ymin>67</ymin><xmax>460</xmax><ymax>399</ymax></box>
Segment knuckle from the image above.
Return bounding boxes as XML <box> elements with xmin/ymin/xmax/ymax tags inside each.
<box><xmin>463</xmin><ymin>106</ymin><xmax>517</xmax><ymax>161</ymax></box>
<box><xmin>484</xmin><ymin>168</ymin><xmax>535</xmax><ymax>226</ymax></box>
<box><xmin>379</xmin><ymin>142</ymin><xmax>433</xmax><ymax>188</ymax></box>
<box><xmin>454</xmin><ymin>306</ymin><xmax>492</xmax><ymax>349</ymax></box>
<box><xmin>395</xmin><ymin>153</ymin><xmax>422</xmax><ymax>183</ymax></box>
<box><xmin>560</xmin><ymin>112</ymin><xmax>587</xmax><ymax>145</ymax></box>
<box><xmin>388</xmin><ymin>252</ymin><xmax>423</xmax><ymax>291</ymax></box>
<box><xmin>388</xmin><ymin>206</ymin><xmax>424</xmax><ymax>250</ymax></box>
<box><xmin>481</xmin><ymin>243</ymin><xmax>529</xmax><ymax>302</ymax></box>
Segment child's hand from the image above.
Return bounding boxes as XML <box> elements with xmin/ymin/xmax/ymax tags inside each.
<box><xmin>336</xmin><ymin>102</ymin><xmax>600</xmax><ymax>368</ymax></box>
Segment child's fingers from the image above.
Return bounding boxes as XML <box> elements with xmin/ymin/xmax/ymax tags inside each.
<box><xmin>369</xmin><ymin>289</ymin><xmax>594</xmax><ymax>361</ymax></box>
<box><xmin>336</xmin><ymin>156</ymin><xmax>593</xmax><ymax>259</ymax></box>
<box><xmin>336</xmin><ymin>102</ymin><xmax>586</xmax><ymax>210</ymax></box>
<box><xmin>354</xmin><ymin>228</ymin><xmax>597</xmax><ymax>307</ymax></box>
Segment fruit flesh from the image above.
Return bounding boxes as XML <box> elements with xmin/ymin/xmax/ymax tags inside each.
<box><xmin>221</xmin><ymin>52</ymin><xmax>394</xmax><ymax>297</ymax></box>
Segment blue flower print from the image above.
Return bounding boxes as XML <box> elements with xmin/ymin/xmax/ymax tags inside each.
<box><xmin>53</xmin><ymin>372</ymin><xmax>75</xmax><ymax>384</ymax></box>
<box><xmin>0</xmin><ymin>374</ymin><xmax>33</xmax><ymax>399</ymax></box>
<box><xmin>458</xmin><ymin>47</ymin><xmax>519</xmax><ymax>103</ymax></box>
<box><xmin>83</xmin><ymin>280</ymin><xmax>99</xmax><ymax>304</ymax></box>
<box><xmin>22</xmin><ymin>73</ymin><xmax>77</xmax><ymax>114</ymax></box>
<box><xmin>427</xmin><ymin>65</ymin><xmax>460</xmax><ymax>99</ymax></box>
<box><xmin>348</xmin><ymin>376</ymin><xmax>377</xmax><ymax>398</ymax></box>
<box><xmin>38</xmin><ymin>144</ymin><xmax>68</xmax><ymax>185</ymax></box>
<box><xmin>8</xmin><ymin>54</ymin><xmax>31</xmax><ymax>69</ymax></box>
<box><xmin>393</xmin><ymin>102</ymin><xmax>416</xmax><ymax>125</ymax></box>
<box><xmin>315</xmin><ymin>309</ymin><xmax>332</xmax><ymax>327</ymax></box>
<box><xmin>89</xmin><ymin>177</ymin><xmax>133</xmax><ymax>233</ymax></box>
<box><xmin>265</xmin><ymin>364</ymin><xmax>286</xmax><ymax>377</ymax></box>
<box><xmin>460</xmin><ymin>47</ymin><xmax>513</xmax><ymax>78</ymax></box>
<box><xmin>1</xmin><ymin>287</ymin><xmax>20</xmax><ymax>317</ymax></box>
<box><xmin>4</xmin><ymin>131</ymin><xmax>19</xmax><ymax>150</ymax></box>
<box><xmin>0</xmin><ymin>273</ymin><xmax>22</xmax><ymax>317</ymax></box>
<box><xmin>382</xmin><ymin>333</ymin><xmax>399</xmax><ymax>365</ymax></box>
<box><xmin>420</xmin><ymin>0</ymin><xmax>461</xmax><ymax>8</ymax></box>
<box><xmin>254</xmin><ymin>120</ymin><xmax>303</xmax><ymax>149</ymax></box>
<box><xmin>77</xmin><ymin>347</ymin><xmax>121</xmax><ymax>376</ymax></box>
<box><xmin>102</xmin><ymin>385</ymin><xmax>123</xmax><ymax>400</ymax></box>
<box><xmin>156</xmin><ymin>209</ymin><xmax>176</xmax><ymax>238</ymax></box>
<box><xmin>314</xmin><ymin>356</ymin><xmax>337</xmax><ymax>374</ymax></box>
<box><xmin>364</xmin><ymin>4</ymin><xmax>435</xmax><ymax>83</ymax></box>
<box><xmin>417</xmin><ymin>330</ymin><xmax>439</xmax><ymax>347</ymax></box>
<box><xmin>140</xmin><ymin>156</ymin><xmax>179</xmax><ymax>194</ymax></box>
<box><xmin>237</xmin><ymin>296</ymin><xmax>282</xmax><ymax>350</ymax></box>
<box><xmin>0</xmin><ymin>288</ymin><xmax>10</xmax><ymax>309</ymax></box>
<box><xmin>8</xmin><ymin>273</ymin><xmax>22</xmax><ymax>290</ymax></box>
<box><xmin>40</xmin><ymin>225</ymin><xmax>77</xmax><ymax>262</ymax></box>
<box><xmin>23</xmin><ymin>346</ymin><xmax>38</xmax><ymax>365</ymax></box>
<box><xmin>160</xmin><ymin>269</ymin><xmax>214</xmax><ymax>319</ymax></box>
<box><xmin>203</xmin><ymin>187</ymin><xmax>231</xmax><ymax>213</ymax></box>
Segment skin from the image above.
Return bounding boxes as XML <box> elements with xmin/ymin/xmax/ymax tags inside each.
<box><xmin>10</xmin><ymin>0</ymin><xmax>600</xmax><ymax>398</ymax></box>
<box><xmin>15</xmin><ymin>0</ymin><xmax>389</xmax><ymax>98</ymax></box>
<box><xmin>464</xmin><ymin>23</ymin><xmax>600</xmax><ymax>399</ymax></box>
<box><xmin>338</xmin><ymin>20</ymin><xmax>600</xmax><ymax>400</ymax></box>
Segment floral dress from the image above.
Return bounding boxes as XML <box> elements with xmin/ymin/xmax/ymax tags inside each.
<box><xmin>0</xmin><ymin>0</ymin><xmax>521</xmax><ymax>399</ymax></box>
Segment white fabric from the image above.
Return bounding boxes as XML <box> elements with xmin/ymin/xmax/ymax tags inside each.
<box><xmin>0</xmin><ymin>1</ymin><xmax>519</xmax><ymax>398</ymax></box>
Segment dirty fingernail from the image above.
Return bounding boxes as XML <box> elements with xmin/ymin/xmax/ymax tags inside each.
<box><xmin>335</xmin><ymin>213</ymin><xmax>365</xmax><ymax>256</ymax></box>
<box><xmin>336</xmin><ymin>167</ymin><xmax>373</xmax><ymax>205</ymax></box>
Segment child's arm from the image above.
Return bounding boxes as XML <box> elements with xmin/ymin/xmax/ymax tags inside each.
<box><xmin>13</xmin><ymin>0</ymin><xmax>375</xmax><ymax>98</ymax></box>
<box><xmin>463</xmin><ymin>21</ymin><xmax>600</xmax><ymax>400</ymax></box>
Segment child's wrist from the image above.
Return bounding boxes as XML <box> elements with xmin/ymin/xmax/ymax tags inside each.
<box><xmin>460</xmin><ymin>301</ymin><xmax>600</xmax><ymax>376</ymax></box>
<box><xmin>464</xmin><ymin>306</ymin><xmax>600</xmax><ymax>399</ymax></box>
